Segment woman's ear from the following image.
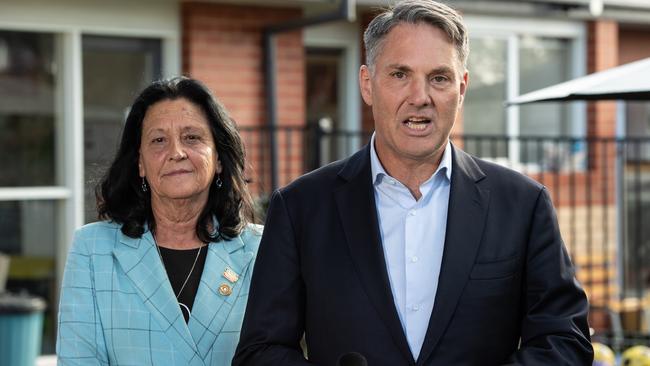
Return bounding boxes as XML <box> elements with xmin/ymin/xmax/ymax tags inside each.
<box><xmin>138</xmin><ymin>153</ymin><xmax>145</xmax><ymax>178</ymax></box>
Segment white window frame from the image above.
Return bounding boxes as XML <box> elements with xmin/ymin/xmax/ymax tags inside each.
<box><xmin>464</xmin><ymin>15</ymin><xmax>587</xmax><ymax>170</ymax></box>
<box><xmin>0</xmin><ymin>1</ymin><xmax>180</xmax><ymax>354</ymax></box>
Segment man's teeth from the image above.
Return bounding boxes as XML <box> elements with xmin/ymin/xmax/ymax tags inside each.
<box><xmin>406</xmin><ymin>121</ymin><xmax>427</xmax><ymax>130</ymax></box>
<box><xmin>405</xmin><ymin>118</ymin><xmax>429</xmax><ymax>130</ymax></box>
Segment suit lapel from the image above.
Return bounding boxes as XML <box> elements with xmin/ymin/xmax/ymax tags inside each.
<box><xmin>188</xmin><ymin>235</ymin><xmax>254</xmax><ymax>360</ymax></box>
<box><xmin>417</xmin><ymin>146</ymin><xmax>490</xmax><ymax>365</ymax></box>
<box><xmin>335</xmin><ymin>146</ymin><xmax>415</xmax><ymax>364</ymax></box>
<box><xmin>113</xmin><ymin>229</ymin><xmax>203</xmax><ymax>365</ymax></box>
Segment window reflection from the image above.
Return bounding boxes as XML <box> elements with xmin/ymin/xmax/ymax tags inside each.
<box><xmin>463</xmin><ymin>37</ymin><xmax>508</xmax><ymax>158</ymax></box>
<box><xmin>0</xmin><ymin>31</ymin><xmax>57</xmax><ymax>186</ymax></box>
<box><xmin>82</xmin><ymin>35</ymin><xmax>161</xmax><ymax>222</ymax></box>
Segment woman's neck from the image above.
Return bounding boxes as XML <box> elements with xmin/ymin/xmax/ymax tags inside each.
<box><xmin>151</xmin><ymin>197</ymin><xmax>206</xmax><ymax>249</ymax></box>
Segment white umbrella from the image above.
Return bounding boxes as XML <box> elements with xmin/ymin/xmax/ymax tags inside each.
<box><xmin>507</xmin><ymin>57</ymin><xmax>650</xmax><ymax>104</ymax></box>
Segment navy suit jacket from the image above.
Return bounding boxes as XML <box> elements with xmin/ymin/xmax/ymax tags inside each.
<box><xmin>234</xmin><ymin>144</ymin><xmax>592</xmax><ymax>366</ymax></box>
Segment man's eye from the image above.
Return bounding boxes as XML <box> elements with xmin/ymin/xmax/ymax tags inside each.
<box><xmin>432</xmin><ymin>75</ymin><xmax>449</xmax><ymax>83</ymax></box>
<box><xmin>391</xmin><ymin>71</ymin><xmax>406</xmax><ymax>79</ymax></box>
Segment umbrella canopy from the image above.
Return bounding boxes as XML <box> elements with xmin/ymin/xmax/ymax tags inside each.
<box><xmin>507</xmin><ymin>57</ymin><xmax>650</xmax><ymax>105</ymax></box>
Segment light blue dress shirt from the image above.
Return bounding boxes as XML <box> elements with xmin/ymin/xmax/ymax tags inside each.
<box><xmin>370</xmin><ymin>135</ymin><xmax>452</xmax><ymax>360</ymax></box>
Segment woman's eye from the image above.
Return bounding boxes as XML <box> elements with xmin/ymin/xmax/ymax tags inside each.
<box><xmin>152</xmin><ymin>137</ymin><xmax>165</xmax><ymax>144</ymax></box>
<box><xmin>185</xmin><ymin>135</ymin><xmax>200</xmax><ymax>142</ymax></box>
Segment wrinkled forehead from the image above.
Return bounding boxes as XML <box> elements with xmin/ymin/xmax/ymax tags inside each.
<box><xmin>143</xmin><ymin>99</ymin><xmax>209</xmax><ymax>128</ymax></box>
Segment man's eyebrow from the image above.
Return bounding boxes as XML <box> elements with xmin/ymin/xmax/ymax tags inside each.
<box><xmin>385</xmin><ymin>64</ymin><xmax>456</xmax><ymax>75</ymax></box>
<box><xmin>431</xmin><ymin>66</ymin><xmax>455</xmax><ymax>75</ymax></box>
<box><xmin>386</xmin><ymin>63</ymin><xmax>412</xmax><ymax>72</ymax></box>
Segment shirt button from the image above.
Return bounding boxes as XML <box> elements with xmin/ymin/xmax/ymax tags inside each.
<box><xmin>411</xmin><ymin>304</ymin><xmax>420</xmax><ymax>311</ymax></box>
<box><xmin>409</xmin><ymin>210</ymin><xmax>416</xmax><ymax>216</ymax></box>
<box><xmin>411</xmin><ymin>256</ymin><xmax>419</xmax><ymax>263</ymax></box>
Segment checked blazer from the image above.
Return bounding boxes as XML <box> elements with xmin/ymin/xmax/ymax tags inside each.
<box><xmin>57</xmin><ymin>220</ymin><xmax>261</xmax><ymax>366</ymax></box>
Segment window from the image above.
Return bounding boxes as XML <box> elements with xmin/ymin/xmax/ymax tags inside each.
<box><xmin>83</xmin><ymin>35</ymin><xmax>162</xmax><ymax>222</ymax></box>
<box><xmin>462</xmin><ymin>26</ymin><xmax>585</xmax><ymax>171</ymax></box>
<box><xmin>0</xmin><ymin>31</ymin><xmax>57</xmax><ymax>187</ymax></box>
<box><xmin>0</xmin><ymin>0</ymin><xmax>179</xmax><ymax>357</ymax></box>
<box><xmin>463</xmin><ymin>36</ymin><xmax>508</xmax><ymax>158</ymax></box>
<box><xmin>0</xmin><ymin>30</ymin><xmax>60</xmax><ymax>353</ymax></box>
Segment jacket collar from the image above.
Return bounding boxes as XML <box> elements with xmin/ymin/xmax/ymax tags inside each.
<box><xmin>336</xmin><ymin>143</ymin><xmax>490</xmax><ymax>364</ymax></box>
<box><xmin>114</xmin><ymin>218</ymin><xmax>254</xmax><ymax>364</ymax></box>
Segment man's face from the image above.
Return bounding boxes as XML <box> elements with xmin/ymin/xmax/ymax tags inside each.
<box><xmin>360</xmin><ymin>22</ymin><xmax>468</xmax><ymax>167</ymax></box>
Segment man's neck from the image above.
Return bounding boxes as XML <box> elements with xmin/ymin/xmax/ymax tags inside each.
<box><xmin>374</xmin><ymin>142</ymin><xmax>446</xmax><ymax>200</ymax></box>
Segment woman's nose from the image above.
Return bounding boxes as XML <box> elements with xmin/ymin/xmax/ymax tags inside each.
<box><xmin>168</xmin><ymin>137</ymin><xmax>187</xmax><ymax>160</ymax></box>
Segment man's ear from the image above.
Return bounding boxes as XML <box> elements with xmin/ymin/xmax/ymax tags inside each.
<box><xmin>359</xmin><ymin>65</ymin><xmax>373</xmax><ymax>106</ymax></box>
<box><xmin>459</xmin><ymin>69</ymin><xmax>469</xmax><ymax>106</ymax></box>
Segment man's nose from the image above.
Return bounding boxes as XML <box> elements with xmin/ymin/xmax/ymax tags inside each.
<box><xmin>408</xmin><ymin>77</ymin><xmax>431</xmax><ymax>107</ymax></box>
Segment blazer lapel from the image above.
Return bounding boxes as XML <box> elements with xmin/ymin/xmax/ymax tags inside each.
<box><xmin>188</xmin><ymin>235</ymin><xmax>255</xmax><ymax>360</ymax></box>
<box><xmin>335</xmin><ymin>145</ymin><xmax>415</xmax><ymax>364</ymax></box>
<box><xmin>417</xmin><ymin>146</ymin><xmax>490</xmax><ymax>365</ymax></box>
<box><xmin>113</xmin><ymin>229</ymin><xmax>203</xmax><ymax>365</ymax></box>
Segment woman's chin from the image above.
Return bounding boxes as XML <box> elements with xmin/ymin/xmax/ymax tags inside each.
<box><xmin>154</xmin><ymin>187</ymin><xmax>209</xmax><ymax>202</ymax></box>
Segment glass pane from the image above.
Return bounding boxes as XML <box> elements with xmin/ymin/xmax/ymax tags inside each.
<box><xmin>519</xmin><ymin>36</ymin><xmax>572</xmax><ymax>166</ymax></box>
<box><xmin>82</xmin><ymin>35</ymin><xmax>161</xmax><ymax>222</ymax></box>
<box><xmin>463</xmin><ymin>37</ymin><xmax>508</xmax><ymax>158</ymax></box>
<box><xmin>306</xmin><ymin>48</ymin><xmax>341</xmax><ymax>169</ymax></box>
<box><xmin>626</xmin><ymin>102</ymin><xmax>650</xmax><ymax>164</ymax></box>
<box><xmin>519</xmin><ymin>36</ymin><xmax>571</xmax><ymax>137</ymax></box>
<box><xmin>623</xmin><ymin>159</ymin><xmax>650</xmax><ymax>297</ymax></box>
<box><xmin>626</xmin><ymin>101</ymin><xmax>650</xmax><ymax>137</ymax></box>
<box><xmin>0</xmin><ymin>200</ymin><xmax>58</xmax><ymax>353</ymax></box>
<box><xmin>0</xmin><ymin>31</ymin><xmax>57</xmax><ymax>186</ymax></box>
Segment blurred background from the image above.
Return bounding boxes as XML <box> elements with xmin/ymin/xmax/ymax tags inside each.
<box><xmin>0</xmin><ymin>0</ymin><xmax>648</xmax><ymax>360</ymax></box>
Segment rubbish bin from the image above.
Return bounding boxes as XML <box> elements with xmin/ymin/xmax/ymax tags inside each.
<box><xmin>0</xmin><ymin>293</ymin><xmax>46</xmax><ymax>366</ymax></box>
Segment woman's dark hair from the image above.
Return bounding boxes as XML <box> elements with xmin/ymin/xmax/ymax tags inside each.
<box><xmin>97</xmin><ymin>76</ymin><xmax>255</xmax><ymax>242</ymax></box>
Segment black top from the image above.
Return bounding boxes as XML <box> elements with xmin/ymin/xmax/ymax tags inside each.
<box><xmin>158</xmin><ymin>245</ymin><xmax>208</xmax><ymax>322</ymax></box>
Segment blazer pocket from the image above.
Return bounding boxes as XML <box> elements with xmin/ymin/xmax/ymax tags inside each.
<box><xmin>470</xmin><ymin>255</ymin><xmax>519</xmax><ymax>280</ymax></box>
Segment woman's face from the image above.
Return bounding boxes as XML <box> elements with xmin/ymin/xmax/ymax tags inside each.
<box><xmin>138</xmin><ymin>98</ymin><xmax>221</xmax><ymax>202</ymax></box>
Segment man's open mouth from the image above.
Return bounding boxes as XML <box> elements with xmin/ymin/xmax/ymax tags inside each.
<box><xmin>404</xmin><ymin>117</ymin><xmax>431</xmax><ymax>130</ymax></box>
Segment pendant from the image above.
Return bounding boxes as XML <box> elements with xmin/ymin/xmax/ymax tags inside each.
<box><xmin>179</xmin><ymin>302</ymin><xmax>191</xmax><ymax>320</ymax></box>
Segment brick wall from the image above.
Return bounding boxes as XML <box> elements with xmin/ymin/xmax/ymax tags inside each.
<box><xmin>182</xmin><ymin>2</ymin><xmax>306</xmax><ymax>193</ymax></box>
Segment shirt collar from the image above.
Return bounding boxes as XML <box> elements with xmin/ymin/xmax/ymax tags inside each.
<box><xmin>370</xmin><ymin>132</ymin><xmax>452</xmax><ymax>186</ymax></box>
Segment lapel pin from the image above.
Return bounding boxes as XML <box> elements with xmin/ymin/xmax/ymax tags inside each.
<box><xmin>218</xmin><ymin>283</ymin><xmax>232</xmax><ymax>296</ymax></box>
<box><xmin>222</xmin><ymin>267</ymin><xmax>239</xmax><ymax>283</ymax></box>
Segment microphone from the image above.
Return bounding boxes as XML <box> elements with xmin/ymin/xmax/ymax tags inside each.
<box><xmin>337</xmin><ymin>352</ymin><xmax>368</xmax><ymax>366</ymax></box>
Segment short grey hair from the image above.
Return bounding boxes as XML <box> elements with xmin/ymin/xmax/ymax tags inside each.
<box><xmin>363</xmin><ymin>0</ymin><xmax>469</xmax><ymax>71</ymax></box>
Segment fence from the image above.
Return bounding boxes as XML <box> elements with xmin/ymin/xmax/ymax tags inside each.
<box><xmin>239</xmin><ymin>125</ymin><xmax>650</xmax><ymax>348</ymax></box>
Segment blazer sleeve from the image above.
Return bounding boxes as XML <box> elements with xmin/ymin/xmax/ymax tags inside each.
<box><xmin>56</xmin><ymin>230</ymin><xmax>109</xmax><ymax>366</ymax></box>
<box><xmin>233</xmin><ymin>190</ymin><xmax>313</xmax><ymax>366</ymax></box>
<box><xmin>505</xmin><ymin>188</ymin><xmax>593</xmax><ymax>365</ymax></box>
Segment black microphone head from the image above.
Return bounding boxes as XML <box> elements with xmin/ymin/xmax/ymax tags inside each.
<box><xmin>337</xmin><ymin>352</ymin><xmax>368</xmax><ymax>366</ymax></box>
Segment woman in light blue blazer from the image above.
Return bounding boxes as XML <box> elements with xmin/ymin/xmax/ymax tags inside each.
<box><xmin>57</xmin><ymin>77</ymin><xmax>261</xmax><ymax>365</ymax></box>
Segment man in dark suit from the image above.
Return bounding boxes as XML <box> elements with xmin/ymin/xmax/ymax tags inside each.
<box><xmin>234</xmin><ymin>1</ymin><xmax>593</xmax><ymax>365</ymax></box>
